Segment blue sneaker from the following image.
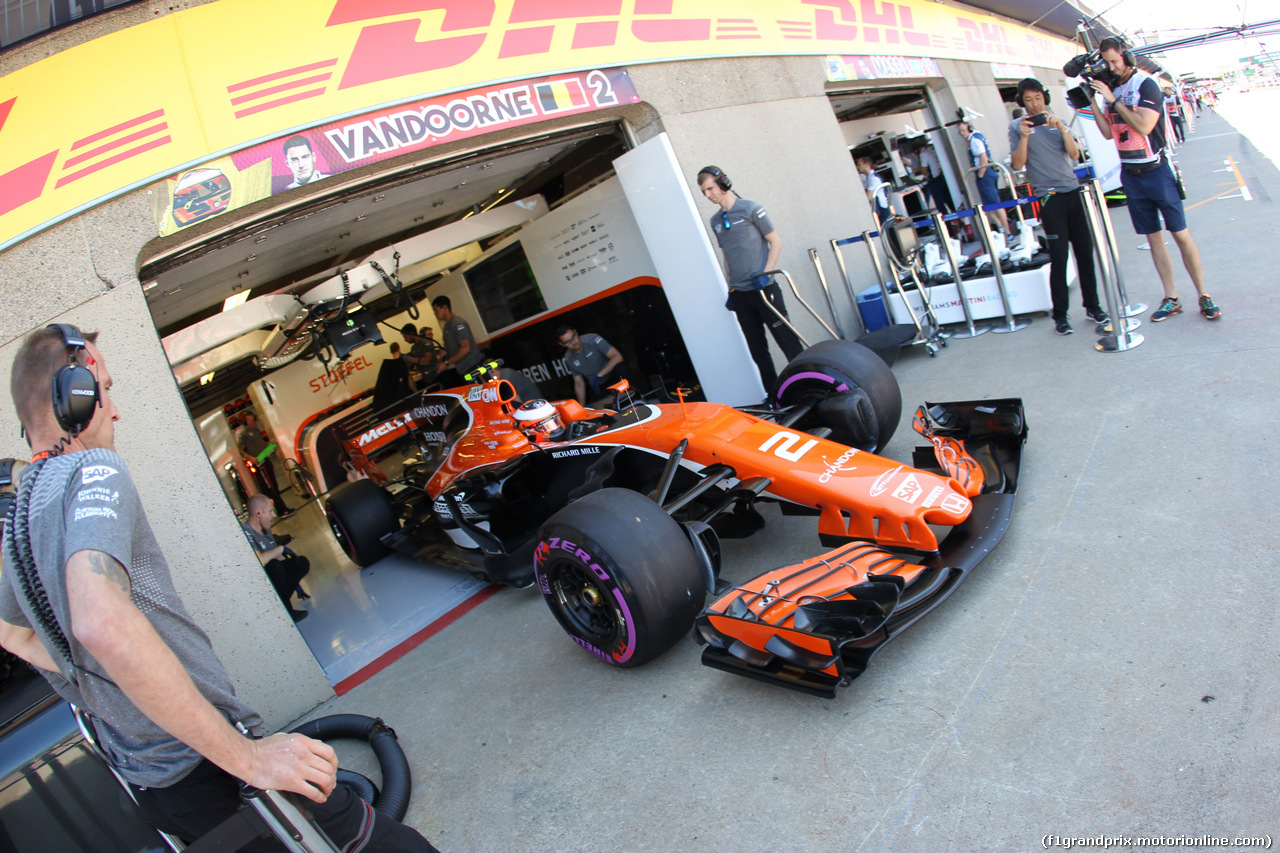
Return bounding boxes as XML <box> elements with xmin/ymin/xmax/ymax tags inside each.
<box><xmin>1151</xmin><ymin>297</ymin><xmax>1182</xmax><ymax>322</ymax></box>
<box><xmin>1198</xmin><ymin>295</ymin><xmax>1220</xmax><ymax>320</ymax></box>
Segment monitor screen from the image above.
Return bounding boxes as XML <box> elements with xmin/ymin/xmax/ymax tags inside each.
<box><xmin>463</xmin><ymin>242</ymin><xmax>547</xmax><ymax>333</ymax></box>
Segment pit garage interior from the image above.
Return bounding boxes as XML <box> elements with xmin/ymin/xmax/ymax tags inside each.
<box><xmin>140</xmin><ymin>116</ymin><xmax>778</xmax><ymax>686</ymax></box>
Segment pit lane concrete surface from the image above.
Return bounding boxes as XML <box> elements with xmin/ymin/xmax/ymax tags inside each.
<box><xmin>298</xmin><ymin>99</ymin><xmax>1278</xmax><ymax>853</ymax></box>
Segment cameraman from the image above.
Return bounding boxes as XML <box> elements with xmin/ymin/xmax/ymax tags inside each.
<box><xmin>1087</xmin><ymin>38</ymin><xmax>1220</xmax><ymax>321</ymax></box>
<box><xmin>1009</xmin><ymin>78</ymin><xmax>1107</xmax><ymax>336</ymax></box>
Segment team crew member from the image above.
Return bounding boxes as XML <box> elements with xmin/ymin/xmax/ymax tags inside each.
<box><xmin>1009</xmin><ymin>78</ymin><xmax>1108</xmax><ymax>336</ymax></box>
<box><xmin>696</xmin><ymin>166</ymin><xmax>804</xmax><ymax>389</ymax></box>
<box><xmin>431</xmin><ymin>295</ymin><xmax>484</xmax><ymax>386</ymax></box>
<box><xmin>855</xmin><ymin>156</ymin><xmax>893</xmax><ymax>226</ymax></box>
<box><xmin>240</xmin><ymin>494</ymin><xmax>311</xmax><ymax>622</ymax></box>
<box><xmin>1088</xmin><ymin>38</ymin><xmax>1220</xmax><ymax>321</ymax></box>
<box><xmin>958</xmin><ymin>122</ymin><xmax>1011</xmax><ymax>236</ymax></box>
<box><xmin>1163</xmin><ymin>84</ymin><xmax>1187</xmax><ymax>145</ymax></box>
<box><xmin>556</xmin><ymin>325</ymin><xmax>629</xmax><ymax>405</ymax></box>
<box><xmin>917</xmin><ymin>143</ymin><xmax>954</xmax><ymax>215</ymax></box>
<box><xmin>237</xmin><ymin>411</ymin><xmax>289</xmax><ymax>517</ymax></box>
<box><xmin>0</xmin><ymin>325</ymin><xmax>437</xmax><ymax>851</ymax></box>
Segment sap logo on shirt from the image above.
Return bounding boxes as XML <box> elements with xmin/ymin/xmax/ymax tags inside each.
<box><xmin>82</xmin><ymin>465</ymin><xmax>118</xmax><ymax>485</ymax></box>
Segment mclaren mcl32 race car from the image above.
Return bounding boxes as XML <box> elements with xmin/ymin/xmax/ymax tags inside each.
<box><xmin>326</xmin><ymin>340</ymin><xmax>1026</xmax><ymax>697</ymax></box>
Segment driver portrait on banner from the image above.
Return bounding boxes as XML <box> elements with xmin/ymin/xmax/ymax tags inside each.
<box><xmin>280</xmin><ymin>134</ymin><xmax>329</xmax><ymax>191</ymax></box>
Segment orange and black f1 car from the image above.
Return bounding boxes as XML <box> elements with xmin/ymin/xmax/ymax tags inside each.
<box><xmin>326</xmin><ymin>340</ymin><xmax>1026</xmax><ymax>697</ymax></box>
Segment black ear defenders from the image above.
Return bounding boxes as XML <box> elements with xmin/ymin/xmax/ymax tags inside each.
<box><xmin>1119</xmin><ymin>43</ymin><xmax>1137</xmax><ymax>69</ymax></box>
<box><xmin>48</xmin><ymin>324</ymin><xmax>100</xmax><ymax>436</ymax></box>
<box><xmin>1102</xmin><ymin>39</ymin><xmax>1137</xmax><ymax>69</ymax></box>
<box><xmin>699</xmin><ymin>166</ymin><xmax>732</xmax><ymax>192</ymax></box>
<box><xmin>1015</xmin><ymin>79</ymin><xmax>1050</xmax><ymax>108</ymax></box>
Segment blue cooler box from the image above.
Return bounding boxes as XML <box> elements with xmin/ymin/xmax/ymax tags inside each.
<box><xmin>857</xmin><ymin>286</ymin><xmax>890</xmax><ymax>332</ymax></box>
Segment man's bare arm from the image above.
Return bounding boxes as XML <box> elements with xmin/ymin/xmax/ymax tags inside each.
<box><xmin>0</xmin><ymin>619</ymin><xmax>58</xmax><ymax>672</ymax></box>
<box><xmin>67</xmin><ymin>549</ymin><xmax>337</xmax><ymax>801</ymax></box>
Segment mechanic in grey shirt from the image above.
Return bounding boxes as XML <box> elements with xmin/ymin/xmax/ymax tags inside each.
<box><xmin>697</xmin><ymin>166</ymin><xmax>804</xmax><ymax>390</ymax></box>
<box><xmin>430</xmin><ymin>294</ymin><xmax>484</xmax><ymax>386</ymax></box>
<box><xmin>1009</xmin><ymin>77</ymin><xmax>1105</xmax><ymax>336</ymax></box>
<box><xmin>0</xmin><ymin>326</ymin><xmax>436</xmax><ymax>851</ymax></box>
<box><xmin>556</xmin><ymin>325</ymin><xmax>629</xmax><ymax>405</ymax></box>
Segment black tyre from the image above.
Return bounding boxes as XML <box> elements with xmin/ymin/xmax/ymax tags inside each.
<box><xmin>325</xmin><ymin>479</ymin><xmax>399</xmax><ymax>567</ymax></box>
<box><xmin>535</xmin><ymin>488</ymin><xmax>705</xmax><ymax>667</ymax></box>
<box><xmin>769</xmin><ymin>339</ymin><xmax>902</xmax><ymax>453</ymax></box>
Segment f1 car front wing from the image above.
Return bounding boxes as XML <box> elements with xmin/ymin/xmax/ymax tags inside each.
<box><xmin>695</xmin><ymin>399</ymin><xmax>1026</xmax><ymax>698</ymax></box>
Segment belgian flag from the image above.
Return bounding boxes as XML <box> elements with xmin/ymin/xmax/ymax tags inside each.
<box><xmin>535</xmin><ymin>79</ymin><xmax>588</xmax><ymax>114</ymax></box>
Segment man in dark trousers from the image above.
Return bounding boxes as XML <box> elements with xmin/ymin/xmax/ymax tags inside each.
<box><xmin>1009</xmin><ymin>77</ymin><xmax>1108</xmax><ymax>336</ymax></box>
<box><xmin>0</xmin><ymin>325</ymin><xmax>437</xmax><ymax>851</ymax></box>
<box><xmin>696</xmin><ymin>166</ymin><xmax>804</xmax><ymax>390</ymax></box>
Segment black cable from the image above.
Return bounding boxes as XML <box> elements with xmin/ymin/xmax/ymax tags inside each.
<box><xmin>371</xmin><ymin>254</ymin><xmax>419</xmax><ymax>320</ymax></box>
<box><xmin>4</xmin><ymin>460</ymin><xmax>73</xmax><ymax>667</ymax></box>
<box><xmin>5</xmin><ymin>458</ymin><xmax>120</xmax><ymax>690</ymax></box>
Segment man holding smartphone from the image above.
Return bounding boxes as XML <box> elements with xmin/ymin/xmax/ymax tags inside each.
<box><xmin>1009</xmin><ymin>77</ymin><xmax>1107</xmax><ymax>336</ymax></box>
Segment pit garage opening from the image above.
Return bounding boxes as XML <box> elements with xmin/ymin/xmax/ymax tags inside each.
<box><xmin>136</xmin><ymin>122</ymin><xmax>756</xmax><ymax>689</ymax></box>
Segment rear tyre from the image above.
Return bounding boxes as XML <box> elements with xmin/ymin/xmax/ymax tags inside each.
<box><xmin>325</xmin><ymin>479</ymin><xmax>398</xmax><ymax>567</ymax></box>
<box><xmin>535</xmin><ymin>488</ymin><xmax>705</xmax><ymax>667</ymax></box>
<box><xmin>769</xmin><ymin>339</ymin><xmax>902</xmax><ymax>452</ymax></box>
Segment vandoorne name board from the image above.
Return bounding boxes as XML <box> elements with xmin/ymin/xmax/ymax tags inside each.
<box><xmin>0</xmin><ymin>0</ymin><xmax>1074</xmax><ymax>250</ymax></box>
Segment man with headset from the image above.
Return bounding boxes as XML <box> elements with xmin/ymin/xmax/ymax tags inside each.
<box><xmin>1009</xmin><ymin>77</ymin><xmax>1108</xmax><ymax>336</ymax></box>
<box><xmin>1088</xmin><ymin>37</ymin><xmax>1220</xmax><ymax>322</ymax></box>
<box><xmin>0</xmin><ymin>325</ymin><xmax>436</xmax><ymax>850</ymax></box>
<box><xmin>696</xmin><ymin>165</ymin><xmax>804</xmax><ymax>389</ymax></box>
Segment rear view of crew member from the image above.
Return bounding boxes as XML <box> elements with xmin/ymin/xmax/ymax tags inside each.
<box><xmin>696</xmin><ymin>166</ymin><xmax>804</xmax><ymax>389</ymax></box>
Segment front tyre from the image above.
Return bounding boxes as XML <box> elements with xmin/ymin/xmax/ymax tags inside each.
<box><xmin>325</xmin><ymin>479</ymin><xmax>399</xmax><ymax>567</ymax></box>
<box><xmin>769</xmin><ymin>339</ymin><xmax>902</xmax><ymax>452</ymax></box>
<box><xmin>535</xmin><ymin>489</ymin><xmax>705</xmax><ymax>667</ymax></box>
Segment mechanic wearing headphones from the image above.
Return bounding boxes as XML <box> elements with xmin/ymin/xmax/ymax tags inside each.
<box><xmin>1009</xmin><ymin>78</ymin><xmax>1108</xmax><ymax>337</ymax></box>
<box><xmin>0</xmin><ymin>326</ymin><xmax>436</xmax><ymax>850</ymax></box>
<box><xmin>1088</xmin><ymin>37</ymin><xmax>1220</xmax><ymax>322</ymax></box>
<box><xmin>697</xmin><ymin>166</ymin><xmax>804</xmax><ymax>389</ymax></box>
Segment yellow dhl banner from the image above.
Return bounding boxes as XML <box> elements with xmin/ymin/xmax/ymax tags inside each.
<box><xmin>0</xmin><ymin>0</ymin><xmax>1075</xmax><ymax>252</ymax></box>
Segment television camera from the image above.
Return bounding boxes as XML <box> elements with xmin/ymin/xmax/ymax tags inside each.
<box><xmin>1063</xmin><ymin>51</ymin><xmax>1121</xmax><ymax>110</ymax></box>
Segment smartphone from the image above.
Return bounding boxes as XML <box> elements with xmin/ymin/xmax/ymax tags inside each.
<box><xmin>1028</xmin><ymin>113</ymin><xmax>1048</xmax><ymax>127</ymax></box>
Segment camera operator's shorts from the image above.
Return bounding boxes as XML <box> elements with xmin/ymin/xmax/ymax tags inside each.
<box><xmin>974</xmin><ymin>170</ymin><xmax>1000</xmax><ymax>206</ymax></box>
<box><xmin>1120</xmin><ymin>163</ymin><xmax>1186</xmax><ymax>234</ymax></box>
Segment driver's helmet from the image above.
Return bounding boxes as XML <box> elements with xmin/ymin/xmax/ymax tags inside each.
<box><xmin>513</xmin><ymin>399</ymin><xmax>566</xmax><ymax>443</ymax></box>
